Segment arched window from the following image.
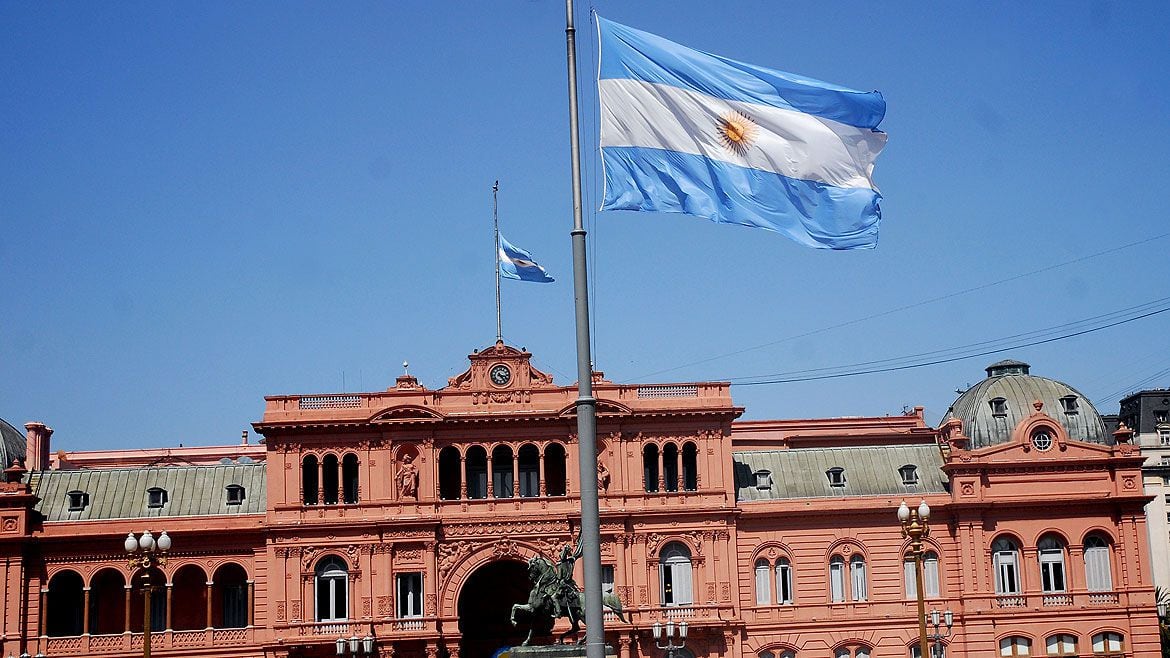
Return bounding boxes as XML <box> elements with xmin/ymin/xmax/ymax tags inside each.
<box><xmin>322</xmin><ymin>454</ymin><xmax>339</xmax><ymax>505</ymax></box>
<box><xmin>659</xmin><ymin>542</ymin><xmax>693</xmax><ymax>606</ymax></box>
<box><xmin>171</xmin><ymin>565</ymin><xmax>208</xmax><ymax>631</ymax></box>
<box><xmin>1091</xmin><ymin>632</ymin><xmax>1123</xmax><ymax>656</ymax></box>
<box><xmin>663</xmin><ymin>443</ymin><xmax>679</xmax><ymax>492</ymax></box>
<box><xmin>776</xmin><ymin>558</ymin><xmax>793</xmax><ymax>604</ymax></box>
<box><xmin>129</xmin><ymin>568</ymin><xmax>167</xmax><ymax>632</ymax></box>
<box><xmin>643</xmin><ymin>444</ymin><xmax>660</xmax><ymax>492</ymax></box>
<box><xmin>212</xmin><ymin>563</ymin><xmax>249</xmax><ymax>629</ymax></box>
<box><xmin>682</xmin><ymin>442</ymin><xmax>698</xmax><ymax>491</ymax></box>
<box><xmin>836</xmin><ymin>647</ymin><xmax>871</xmax><ymax>658</ymax></box>
<box><xmin>315</xmin><ymin>556</ymin><xmax>348</xmax><ymax>622</ymax></box>
<box><xmin>466</xmin><ymin>446</ymin><xmax>488</xmax><ymax>499</ymax></box>
<box><xmin>341</xmin><ymin>453</ymin><xmax>359</xmax><ymax>504</ymax></box>
<box><xmin>910</xmin><ymin>645</ymin><xmax>945</xmax><ymax>658</ymax></box>
<box><xmin>905</xmin><ymin>552</ymin><xmax>940</xmax><ymax>598</ymax></box>
<box><xmin>438</xmin><ymin>447</ymin><xmax>461</xmax><ymax>500</ymax></box>
<box><xmin>544</xmin><ymin>443</ymin><xmax>567</xmax><ymax>496</ymax></box>
<box><xmin>1046</xmin><ymin>634</ymin><xmax>1077</xmax><ymax>656</ymax></box>
<box><xmin>45</xmin><ymin>570</ymin><xmax>84</xmax><ymax>637</ymax></box>
<box><xmin>829</xmin><ymin>555</ymin><xmax>846</xmax><ymax>602</ymax></box>
<box><xmin>492</xmin><ymin>445</ymin><xmax>514</xmax><ymax>498</ymax></box>
<box><xmin>1038</xmin><ymin>535</ymin><xmax>1066</xmax><ymax>593</ymax></box>
<box><xmin>993</xmin><ymin>538</ymin><xmax>1021</xmax><ymax>595</ymax></box>
<box><xmin>302</xmin><ymin>455</ymin><xmax>319</xmax><ymax>505</ymax></box>
<box><xmin>850</xmin><ymin>555</ymin><xmax>867</xmax><ymax>602</ymax></box>
<box><xmin>88</xmin><ymin>568</ymin><xmax>126</xmax><ymax>635</ymax></box>
<box><xmin>755</xmin><ymin>559</ymin><xmax>771</xmax><ymax>605</ymax></box>
<box><xmin>1084</xmin><ymin>535</ymin><xmax>1113</xmax><ymax>591</ymax></box>
<box><xmin>999</xmin><ymin>636</ymin><xmax>1031</xmax><ymax>657</ymax></box>
<box><xmin>518</xmin><ymin>444</ymin><xmax>540</xmax><ymax>497</ymax></box>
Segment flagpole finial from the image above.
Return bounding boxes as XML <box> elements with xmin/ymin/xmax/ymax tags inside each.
<box><xmin>402</xmin><ymin>361</ymin><xmax>409</xmax><ymax>375</ymax></box>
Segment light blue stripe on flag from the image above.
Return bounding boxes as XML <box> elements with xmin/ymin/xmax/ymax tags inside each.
<box><xmin>499</xmin><ymin>234</ymin><xmax>555</xmax><ymax>283</ymax></box>
<box><xmin>597</xmin><ymin>16</ymin><xmax>888</xmax><ymax>250</ymax></box>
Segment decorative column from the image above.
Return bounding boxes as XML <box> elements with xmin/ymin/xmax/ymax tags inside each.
<box><xmin>460</xmin><ymin>457</ymin><xmax>468</xmax><ymax>500</ymax></box>
<box><xmin>317</xmin><ymin>458</ymin><xmax>325</xmax><ymax>504</ymax></box>
<box><xmin>82</xmin><ymin>586</ymin><xmax>91</xmax><ymax>634</ymax></box>
<box><xmin>166</xmin><ymin>582</ymin><xmax>174</xmax><ymax>630</ymax></box>
<box><xmin>424</xmin><ymin>542</ymin><xmax>438</xmax><ymax>617</ymax></box>
<box><xmin>487</xmin><ymin>454</ymin><xmax>495</xmax><ymax>498</ymax></box>
<box><xmin>204</xmin><ymin>580</ymin><xmax>213</xmax><ymax>628</ymax></box>
<box><xmin>513</xmin><ymin>453</ymin><xmax>521</xmax><ymax>498</ymax></box>
<box><xmin>618</xmin><ymin>635</ymin><xmax>632</xmax><ymax>658</ymax></box>
<box><xmin>539</xmin><ymin>446</ymin><xmax>547</xmax><ymax>496</ymax></box>
<box><xmin>124</xmin><ymin>584</ymin><xmax>132</xmax><ymax>632</ymax></box>
<box><xmin>246</xmin><ymin>579</ymin><xmax>255</xmax><ymax>626</ymax></box>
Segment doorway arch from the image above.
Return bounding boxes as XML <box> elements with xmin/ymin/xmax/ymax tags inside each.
<box><xmin>457</xmin><ymin>559</ymin><xmax>533</xmax><ymax>658</ymax></box>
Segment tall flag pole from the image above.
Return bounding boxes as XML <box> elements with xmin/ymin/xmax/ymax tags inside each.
<box><xmin>563</xmin><ymin>2</ymin><xmax>605</xmax><ymax>658</ymax></box>
<box><xmin>493</xmin><ymin>180</ymin><xmax>503</xmax><ymax>342</ymax></box>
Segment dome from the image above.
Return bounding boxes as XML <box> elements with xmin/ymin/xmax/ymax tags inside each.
<box><xmin>0</xmin><ymin>418</ymin><xmax>26</xmax><ymax>469</ymax></box>
<box><xmin>944</xmin><ymin>360</ymin><xmax>1109</xmax><ymax>449</ymax></box>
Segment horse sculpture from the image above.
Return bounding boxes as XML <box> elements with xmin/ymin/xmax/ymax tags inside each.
<box><xmin>509</xmin><ymin>548</ymin><xmax>626</xmax><ymax>646</ymax></box>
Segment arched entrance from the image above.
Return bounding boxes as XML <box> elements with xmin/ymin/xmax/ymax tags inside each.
<box><xmin>457</xmin><ymin>560</ymin><xmax>534</xmax><ymax>658</ymax></box>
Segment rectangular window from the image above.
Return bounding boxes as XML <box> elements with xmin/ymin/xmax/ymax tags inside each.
<box><xmin>1155</xmin><ymin>410</ymin><xmax>1168</xmax><ymax>424</ymax></box>
<box><xmin>923</xmin><ymin>555</ymin><xmax>940</xmax><ymax>598</ymax></box>
<box><xmin>601</xmin><ymin>565</ymin><xmax>615</xmax><ymax>597</ymax></box>
<box><xmin>1160</xmin><ymin>429</ymin><xmax>1170</xmax><ymax>446</ymax></box>
<box><xmin>850</xmin><ymin>558</ymin><xmax>867</xmax><ymax>602</ymax></box>
<box><xmin>222</xmin><ymin>583</ymin><xmax>248</xmax><ymax>628</ymax></box>
<box><xmin>904</xmin><ymin>559</ymin><xmax>917</xmax><ymax>599</ymax></box>
<box><xmin>995</xmin><ymin>553</ymin><xmax>1019</xmax><ymax>595</ymax></box>
<box><xmin>396</xmin><ymin>573</ymin><xmax>423</xmax><ymax>618</ymax></box>
<box><xmin>755</xmin><ymin>561</ymin><xmax>771</xmax><ymax>605</ymax></box>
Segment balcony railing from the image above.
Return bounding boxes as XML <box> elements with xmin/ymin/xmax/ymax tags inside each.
<box><xmin>43</xmin><ymin>628</ymin><xmax>255</xmax><ymax>656</ymax></box>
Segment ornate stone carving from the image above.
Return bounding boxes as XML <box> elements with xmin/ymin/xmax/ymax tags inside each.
<box><xmin>438</xmin><ymin>542</ymin><xmax>472</xmax><ymax>580</ymax></box>
<box><xmin>290</xmin><ymin>601</ymin><xmax>302</xmax><ymax>622</ymax></box>
<box><xmin>377</xmin><ymin>595</ymin><xmax>391</xmax><ymax>616</ymax></box>
<box><xmin>276</xmin><ymin>602</ymin><xmax>286</xmax><ymax>621</ymax></box>
<box><xmin>493</xmin><ymin>539</ymin><xmax>520</xmax><ymax>560</ymax></box>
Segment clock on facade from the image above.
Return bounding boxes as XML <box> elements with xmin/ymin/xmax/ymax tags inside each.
<box><xmin>489</xmin><ymin>364</ymin><xmax>512</xmax><ymax>386</ymax></box>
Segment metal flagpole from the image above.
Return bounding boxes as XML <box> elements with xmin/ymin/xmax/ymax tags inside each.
<box><xmin>564</xmin><ymin>3</ymin><xmax>605</xmax><ymax>658</ymax></box>
<box><xmin>493</xmin><ymin>180</ymin><xmax>503</xmax><ymax>342</ymax></box>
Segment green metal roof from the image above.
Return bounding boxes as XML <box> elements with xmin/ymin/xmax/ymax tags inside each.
<box><xmin>32</xmin><ymin>463</ymin><xmax>266</xmax><ymax>521</ymax></box>
<box><xmin>733</xmin><ymin>444</ymin><xmax>946</xmax><ymax>501</ymax></box>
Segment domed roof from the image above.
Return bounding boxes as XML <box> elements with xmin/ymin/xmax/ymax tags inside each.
<box><xmin>944</xmin><ymin>360</ymin><xmax>1109</xmax><ymax>449</ymax></box>
<box><xmin>0</xmin><ymin>418</ymin><xmax>26</xmax><ymax>469</ymax></box>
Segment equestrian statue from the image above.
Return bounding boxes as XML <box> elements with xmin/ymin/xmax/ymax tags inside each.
<box><xmin>510</xmin><ymin>540</ymin><xmax>626</xmax><ymax>645</ymax></box>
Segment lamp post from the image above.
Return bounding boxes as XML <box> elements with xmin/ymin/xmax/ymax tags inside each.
<box><xmin>335</xmin><ymin>634</ymin><xmax>375</xmax><ymax>656</ymax></box>
<box><xmin>898</xmin><ymin>500</ymin><xmax>931</xmax><ymax>658</ymax></box>
<box><xmin>927</xmin><ymin>608</ymin><xmax>954</xmax><ymax>658</ymax></box>
<box><xmin>124</xmin><ymin>531</ymin><xmax>172</xmax><ymax>658</ymax></box>
<box><xmin>652</xmin><ymin>620</ymin><xmax>687</xmax><ymax>658</ymax></box>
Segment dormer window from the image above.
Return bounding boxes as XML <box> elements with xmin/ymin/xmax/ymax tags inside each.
<box><xmin>899</xmin><ymin>464</ymin><xmax>919</xmax><ymax>485</ymax></box>
<box><xmin>147</xmin><ymin>487</ymin><xmax>168</xmax><ymax>508</ymax></box>
<box><xmin>989</xmin><ymin>397</ymin><xmax>1008</xmax><ymax>417</ymax></box>
<box><xmin>826</xmin><ymin>467</ymin><xmax>846</xmax><ymax>487</ymax></box>
<box><xmin>1060</xmin><ymin>395</ymin><xmax>1079</xmax><ymax>414</ymax></box>
<box><xmin>754</xmin><ymin>470</ymin><xmax>772</xmax><ymax>490</ymax></box>
<box><xmin>67</xmin><ymin>490</ymin><xmax>89</xmax><ymax>511</ymax></box>
<box><xmin>1155</xmin><ymin>410</ymin><xmax>1168</xmax><ymax>425</ymax></box>
<box><xmin>225</xmin><ymin>484</ymin><xmax>245</xmax><ymax>506</ymax></box>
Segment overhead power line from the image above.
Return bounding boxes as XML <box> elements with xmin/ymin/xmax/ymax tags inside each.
<box><xmin>629</xmin><ymin>231</ymin><xmax>1170</xmax><ymax>382</ymax></box>
<box><xmin>731</xmin><ymin>299</ymin><xmax>1170</xmax><ymax>387</ymax></box>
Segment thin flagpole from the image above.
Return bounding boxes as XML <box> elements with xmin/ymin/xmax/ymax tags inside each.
<box><xmin>564</xmin><ymin>3</ymin><xmax>605</xmax><ymax>658</ymax></box>
<box><xmin>493</xmin><ymin>180</ymin><xmax>502</xmax><ymax>342</ymax></box>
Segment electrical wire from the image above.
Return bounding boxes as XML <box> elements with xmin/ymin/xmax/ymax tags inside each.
<box><xmin>731</xmin><ymin>302</ymin><xmax>1170</xmax><ymax>386</ymax></box>
<box><xmin>628</xmin><ymin>231</ymin><xmax>1170</xmax><ymax>382</ymax></box>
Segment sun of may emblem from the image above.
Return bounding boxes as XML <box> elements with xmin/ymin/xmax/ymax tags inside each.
<box><xmin>716</xmin><ymin>110</ymin><xmax>758</xmax><ymax>156</ymax></box>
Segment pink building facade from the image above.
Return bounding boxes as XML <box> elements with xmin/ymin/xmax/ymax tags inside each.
<box><xmin>0</xmin><ymin>345</ymin><xmax>1158</xmax><ymax>658</ymax></box>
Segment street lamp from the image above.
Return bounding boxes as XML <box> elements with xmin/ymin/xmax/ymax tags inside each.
<box><xmin>335</xmin><ymin>634</ymin><xmax>375</xmax><ymax>655</ymax></box>
<box><xmin>125</xmin><ymin>531</ymin><xmax>172</xmax><ymax>658</ymax></box>
<box><xmin>652</xmin><ymin>620</ymin><xmax>688</xmax><ymax>658</ymax></box>
<box><xmin>927</xmin><ymin>608</ymin><xmax>954</xmax><ymax>658</ymax></box>
<box><xmin>898</xmin><ymin>500</ymin><xmax>931</xmax><ymax>658</ymax></box>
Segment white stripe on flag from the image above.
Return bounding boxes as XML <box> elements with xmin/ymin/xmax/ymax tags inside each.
<box><xmin>600</xmin><ymin>78</ymin><xmax>885</xmax><ymax>190</ymax></box>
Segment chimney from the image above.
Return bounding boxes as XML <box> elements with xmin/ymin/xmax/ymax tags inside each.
<box><xmin>24</xmin><ymin>422</ymin><xmax>53</xmax><ymax>471</ymax></box>
<box><xmin>241</xmin><ymin>430</ymin><xmax>249</xmax><ymax>445</ymax></box>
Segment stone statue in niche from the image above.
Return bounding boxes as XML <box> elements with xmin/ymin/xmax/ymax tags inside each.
<box><xmin>396</xmin><ymin>454</ymin><xmax>419</xmax><ymax>499</ymax></box>
<box><xmin>596</xmin><ymin>459</ymin><xmax>611</xmax><ymax>493</ymax></box>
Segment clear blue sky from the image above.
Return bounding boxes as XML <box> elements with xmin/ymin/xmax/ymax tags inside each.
<box><xmin>3</xmin><ymin>2</ymin><xmax>1168</xmax><ymax>451</ymax></box>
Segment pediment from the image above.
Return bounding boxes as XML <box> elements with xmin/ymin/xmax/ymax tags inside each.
<box><xmin>370</xmin><ymin>405</ymin><xmax>445</xmax><ymax>424</ymax></box>
<box><xmin>445</xmin><ymin>341</ymin><xmax>556</xmax><ymax>391</ymax></box>
<box><xmin>557</xmin><ymin>398</ymin><xmax>632</xmax><ymax>417</ymax></box>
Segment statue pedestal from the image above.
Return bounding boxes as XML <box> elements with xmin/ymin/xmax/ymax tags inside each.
<box><xmin>508</xmin><ymin>645</ymin><xmax>616</xmax><ymax>658</ymax></box>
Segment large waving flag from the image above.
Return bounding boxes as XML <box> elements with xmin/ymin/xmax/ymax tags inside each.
<box><xmin>597</xmin><ymin>16</ymin><xmax>887</xmax><ymax>250</ymax></box>
<box><xmin>499</xmin><ymin>234</ymin><xmax>555</xmax><ymax>283</ymax></box>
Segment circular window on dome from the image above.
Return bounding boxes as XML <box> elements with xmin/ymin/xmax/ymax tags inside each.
<box><xmin>1031</xmin><ymin>428</ymin><xmax>1054</xmax><ymax>451</ymax></box>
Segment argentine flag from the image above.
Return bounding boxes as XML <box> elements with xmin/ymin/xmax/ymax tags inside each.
<box><xmin>597</xmin><ymin>16</ymin><xmax>887</xmax><ymax>250</ymax></box>
<box><xmin>499</xmin><ymin>234</ymin><xmax>555</xmax><ymax>283</ymax></box>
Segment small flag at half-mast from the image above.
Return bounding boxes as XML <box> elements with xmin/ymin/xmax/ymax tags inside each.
<box><xmin>597</xmin><ymin>16</ymin><xmax>887</xmax><ymax>250</ymax></box>
<box><xmin>499</xmin><ymin>234</ymin><xmax>555</xmax><ymax>283</ymax></box>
